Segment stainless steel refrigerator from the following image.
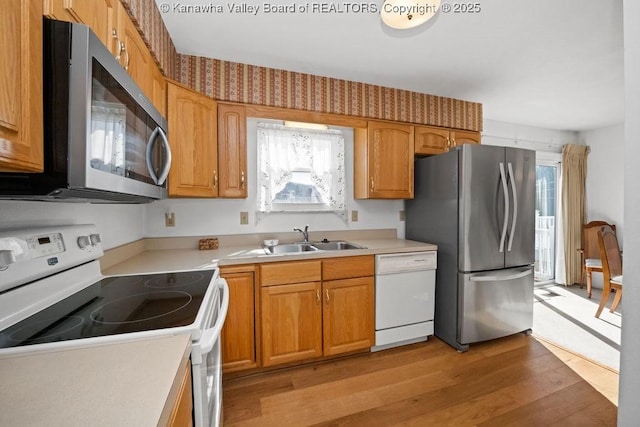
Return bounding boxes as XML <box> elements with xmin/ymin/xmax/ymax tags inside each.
<box><xmin>406</xmin><ymin>144</ymin><xmax>535</xmax><ymax>351</ymax></box>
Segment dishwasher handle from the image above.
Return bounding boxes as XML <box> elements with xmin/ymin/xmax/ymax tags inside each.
<box><xmin>375</xmin><ymin>252</ymin><xmax>437</xmax><ymax>274</ymax></box>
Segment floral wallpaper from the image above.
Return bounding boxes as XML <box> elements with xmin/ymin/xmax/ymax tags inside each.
<box><xmin>123</xmin><ymin>1</ymin><xmax>483</xmax><ymax>131</ymax></box>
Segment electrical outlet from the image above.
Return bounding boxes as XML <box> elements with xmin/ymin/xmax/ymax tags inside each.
<box><xmin>240</xmin><ymin>211</ymin><xmax>249</xmax><ymax>225</ymax></box>
<box><xmin>399</xmin><ymin>210</ymin><xmax>406</xmax><ymax>221</ymax></box>
<box><xmin>351</xmin><ymin>210</ymin><xmax>359</xmax><ymax>222</ymax></box>
<box><xmin>165</xmin><ymin>212</ymin><xmax>175</xmax><ymax>227</ymax></box>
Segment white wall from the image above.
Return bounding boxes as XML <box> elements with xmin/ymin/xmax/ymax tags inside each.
<box><xmin>0</xmin><ymin>201</ymin><xmax>145</xmax><ymax>250</ymax></box>
<box><xmin>580</xmin><ymin>123</ymin><xmax>625</xmax><ymax>246</ymax></box>
<box><xmin>482</xmin><ymin>119</ymin><xmax>578</xmax><ymax>152</ymax></box>
<box><xmin>618</xmin><ymin>0</ymin><xmax>640</xmax><ymax>424</ymax></box>
<box><xmin>144</xmin><ymin>119</ymin><xmax>405</xmax><ymax>239</ymax></box>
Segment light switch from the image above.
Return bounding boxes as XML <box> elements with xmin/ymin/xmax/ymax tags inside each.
<box><xmin>240</xmin><ymin>211</ymin><xmax>249</xmax><ymax>225</ymax></box>
<box><xmin>165</xmin><ymin>212</ymin><xmax>175</xmax><ymax>227</ymax></box>
<box><xmin>351</xmin><ymin>210</ymin><xmax>359</xmax><ymax>222</ymax></box>
<box><xmin>399</xmin><ymin>210</ymin><xmax>406</xmax><ymax>221</ymax></box>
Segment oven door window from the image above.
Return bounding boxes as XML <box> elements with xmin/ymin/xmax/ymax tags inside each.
<box><xmin>90</xmin><ymin>59</ymin><xmax>165</xmax><ymax>186</ymax></box>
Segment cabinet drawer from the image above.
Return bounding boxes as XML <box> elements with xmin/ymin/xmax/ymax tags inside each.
<box><xmin>322</xmin><ymin>256</ymin><xmax>374</xmax><ymax>281</ymax></box>
<box><xmin>260</xmin><ymin>260</ymin><xmax>322</xmax><ymax>286</ymax></box>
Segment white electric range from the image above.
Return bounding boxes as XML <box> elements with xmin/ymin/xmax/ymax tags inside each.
<box><xmin>0</xmin><ymin>224</ymin><xmax>228</xmax><ymax>427</ymax></box>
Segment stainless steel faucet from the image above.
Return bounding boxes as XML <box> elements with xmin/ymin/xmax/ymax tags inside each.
<box><xmin>294</xmin><ymin>225</ymin><xmax>310</xmax><ymax>243</ymax></box>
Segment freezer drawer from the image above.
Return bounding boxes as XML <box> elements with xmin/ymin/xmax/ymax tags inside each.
<box><xmin>459</xmin><ymin>267</ymin><xmax>533</xmax><ymax>344</ymax></box>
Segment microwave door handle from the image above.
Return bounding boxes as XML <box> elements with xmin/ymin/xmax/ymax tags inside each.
<box><xmin>146</xmin><ymin>127</ymin><xmax>172</xmax><ymax>185</ymax></box>
<box><xmin>155</xmin><ymin>128</ymin><xmax>172</xmax><ymax>185</ymax></box>
<box><xmin>200</xmin><ymin>278</ymin><xmax>229</xmax><ymax>354</ymax></box>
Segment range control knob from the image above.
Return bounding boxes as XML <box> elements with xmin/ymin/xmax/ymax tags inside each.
<box><xmin>0</xmin><ymin>249</ymin><xmax>17</xmax><ymax>269</ymax></box>
<box><xmin>77</xmin><ymin>235</ymin><xmax>91</xmax><ymax>249</ymax></box>
<box><xmin>90</xmin><ymin>234</ymin><xmax>102</xmax><ymax>246</ymax></box>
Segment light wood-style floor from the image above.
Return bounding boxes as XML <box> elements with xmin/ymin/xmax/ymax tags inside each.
<box><xmin>534</xmin><ymin>336</ymin><xmax>619</xmax><ymax>405</ymax></box>
<box><xmin>222</xmin><ymin>334</ymin><xmax>617</xmax><ymax>426</ymax></box>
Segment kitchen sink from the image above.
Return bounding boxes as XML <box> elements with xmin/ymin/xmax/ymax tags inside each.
<box><xmin>263</xmin><ymin>243</ymin><xmax>319</xmax><ymax>255</ymax></box>
<box><xmin>310</xmin><ymin>241</ymin><xmax>366</xmax><ymax>251</ymax></box>
<box><xmin>263</xmin><ymin>240</ymin><xmax>366</xmax><ymax>255</ymax></box>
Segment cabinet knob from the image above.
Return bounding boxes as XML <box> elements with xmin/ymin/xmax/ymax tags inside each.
<box><xmin>446</xmin><ymin>137</ymin><xmax>451</xmax><ymax>149</ymax></box>
<box><xmin>370</xmin><ymin>178</ymin><xmax>375</xmax><ymax>193</ymax></box>
<box><xmin>325</xmin><ymin>289</ymin><xmax>330</xmax><ymax>304</ymax></box>
<box><xmin>240</xmin><ymin>171</ymin><xmax>245</xmax><ymax>188</ymax></box>
<box><xmin>213</xmin><ymin>171</ymin><xmax>218</xmax><ymax>188</ymax></box>
<box><xmin>316</xmin><ymin>289</ymin><xmax>320</xmax><ymax>304</ymax></box>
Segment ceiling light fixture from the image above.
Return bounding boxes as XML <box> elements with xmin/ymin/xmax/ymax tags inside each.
<box><xmin>380</xmin><ymin>0</ymin><xmax>442</xmax><ymax>30</ymax></box>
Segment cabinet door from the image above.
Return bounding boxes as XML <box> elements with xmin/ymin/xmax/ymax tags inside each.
<box><xmin>151</xmin><ymin>66</ymin><xmax>167</xmax><ymax>118</ymax></box>
<box><xmin>166</xmin><ymin>359</ymin><xmax>193</xmax><ymax>427</ymax></box>
<box><xmin>114</xmin><ymin>3</ymin><xmax>165</xmax><ymax>116</ymax></box>
<box><xmin>354</xmin><ymin>121</ymin><xmax>414</xmax><ymax>199</ymax></box>
<box><xmin>452</xmin><ymin>130</ymin><xmax>481</xmax><ymax>147</ymax></box>
<box><xmin>0</xmin><ymin>0</ymin><xmax>43</xmax><ymax>172</ymax></box>
<box><xmin>414</xmin><ymin>125</ymin><xmax>451</xmax><ymax>155</ymax></box>
<box><xmin>218</xmin><ymin>104</ymin><xmax>247</xmax><ymax>198</ymax></box>
<box><xmin>323</xmin><ymin>277</ymin><xmax>374</xmax><ymax>356</ymax></box>
<box><xmin>118</xmin><ymin>7</ymin><xmax>152</xmax><ymax>98</ymax></box>
<box><xmin>44</xmin><ymin>0</ymin><xmax>114</xmax><ymax>48</ymax></box>
<box><xmin>167</xmin><ymin>82</ymin><xmax>218</xmax><ymax>197</ymax></box>
<box><xmin>261</xmin><ymin>282</ymin><xmax>322</xmax><ymax>367</ymax></box>
<box><xmin>221</xmin><ymin>270</ymin><xmax>257</xmax><ymax>372</ymax></box>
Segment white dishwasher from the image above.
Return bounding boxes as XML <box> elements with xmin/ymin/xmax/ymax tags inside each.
<box><xmin>372</xmin><ymin>251</ymin><xmax>437</xmax><ymax>351</ymax></box>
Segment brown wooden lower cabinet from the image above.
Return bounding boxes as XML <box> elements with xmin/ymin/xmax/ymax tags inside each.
<box><xmin>323</xmin><ymin>276</ymin><xmax>375</xmax><ymax>356</ymax></box>
<box><xmin>224</xmin><ymin>257</ymin><xmax>375</xmax><ymax>371</ymax></box>
<box><xmin>221</xmin><ymin>267</ymin><xmax>258</xmax><ymax>373</ymax></box>
<box><xmin>166</xmin><ymin>358</ymin><xmax>193</xmax><ymax>427</ymax></box>
<box><xmin>260</xmin><ymin>257</ymin><xmax>375</xmax><ymax>367</ymax></box>
<box><xmin>261</xmin><ymin>281</ymin><xmax>323</xmax><ymax>367</ymax></box>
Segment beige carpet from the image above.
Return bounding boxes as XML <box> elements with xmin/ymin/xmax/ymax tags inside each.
<box><xmin>533</xmin><ymin>282</ymin><xmax>621</xmax><ymax>371</ymax></box>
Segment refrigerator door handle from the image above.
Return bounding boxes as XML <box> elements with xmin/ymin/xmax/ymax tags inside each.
<box><xmin>470</xmin><ymin>268</ymin><xmax>533</xmax><ymax>282</ymax></box>
<box><xmin>499</xmin><ymin>162</ymin><xmax>509</xmax><ymax>253</ymax></box>
<box><xmin>507</xmin><ymin>162</ymin><xmax>518</xmax><ymax>252</ymax></box>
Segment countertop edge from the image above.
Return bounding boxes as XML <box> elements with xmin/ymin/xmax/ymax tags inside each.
<box><xmin>102</xmin><ymin>238</ymin><xmax>437</xmax><ymax>275</ymax></box>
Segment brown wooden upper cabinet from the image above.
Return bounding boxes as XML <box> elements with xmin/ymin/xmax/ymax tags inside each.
<box><xmin>113</xmin><ymin>2</ymin><xmax>166</xmax><ymax>116</ymax></box>
<box><xmin>414</xmin><ymin>125</ymin><xmax>481</xmax><ymax>155</ymax></box>
<box><xmin>45</xmin><ymin>0</ymin><xmax>166</xmax><ymax>116</ymax></box>
<box><xmin>166</xmin><ymin>81</ymin><xmax>218</xmax><ymax>197</ymax></box>
<box><xmin>217</xmin><ymin>104</ymin><xmax>248</xmax><ymax>198</ymax></box>
<box><xmin>0</xmin><ymin>0</ymin><xmax>44</xmax><ymax>172</ymax></box>
<box><xmin>354</xmin><ymin>121</ymin><xmax>414</xmax><ymax>199</ymax></box>
<box><xmin>44</xmin><ymin>0</ymin><xmax>114</xmax><ymax>48</ymax></box>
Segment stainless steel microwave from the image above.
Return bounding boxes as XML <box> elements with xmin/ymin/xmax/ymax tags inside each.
<box><xmin>0</xmin><ymin>19</ymin><xmax>170</xmax><ymax>203</ymax></box>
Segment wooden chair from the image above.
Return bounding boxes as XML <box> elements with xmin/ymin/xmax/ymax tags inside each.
<box><xmin>595</xmin><ymin>224</ymin><xmax>623</xmax><ymax>318</ymax></box>
<box><xmin>579</xmin><ymin>221</ymin><xmax>616</xmax><ymax>298</ymax></box>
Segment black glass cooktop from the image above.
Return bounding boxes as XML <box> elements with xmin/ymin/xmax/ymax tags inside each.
<box><xmin>0</xmin><ymin>269</ymin><xmax>216</xmax><ymax>349</ymax></box>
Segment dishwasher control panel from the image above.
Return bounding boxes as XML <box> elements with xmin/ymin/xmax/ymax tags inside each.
<box><xmin>375</xmin><ymin>251</ymin><xmax>437</xmax><ymax>274</ymax></box>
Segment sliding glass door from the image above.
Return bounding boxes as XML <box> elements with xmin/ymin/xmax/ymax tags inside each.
<box><xmin>535</xmin><ymin>163</ymin><xmax>558</xmax><ymax>282</ymax></box>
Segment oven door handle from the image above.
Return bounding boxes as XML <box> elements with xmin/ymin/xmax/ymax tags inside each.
<box><xmin>200</xmin><ymin>278</ymin><xmax>229</xmax><ymax>354</ymax></box>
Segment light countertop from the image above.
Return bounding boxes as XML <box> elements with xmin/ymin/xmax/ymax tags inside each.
<box><xmin>0</xmin><ymin>334</ymin><xmax>191</xmax><ymax>427</ymax></box>
<box><xmin>103</xmin><ymin>237</ymin><xmax>437</xmax><ymax>275</ymax></box>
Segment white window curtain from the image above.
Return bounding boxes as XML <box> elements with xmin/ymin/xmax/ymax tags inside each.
<box><xmin>256</xmin><ymin>123</ymin><xmax>346</xmax><ymax>220</ymax></box>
